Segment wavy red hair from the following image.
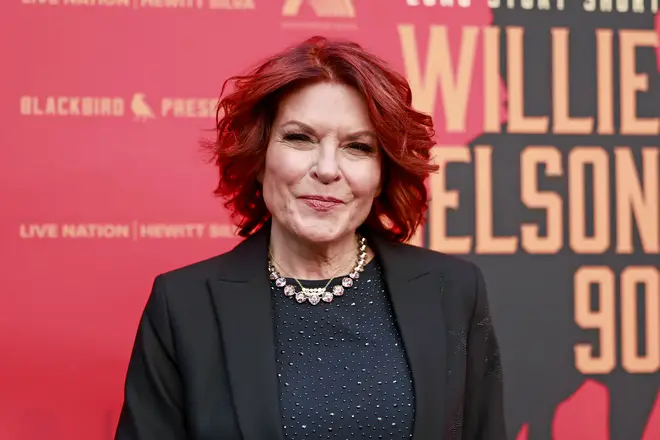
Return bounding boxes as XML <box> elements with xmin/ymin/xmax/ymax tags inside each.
<box><xmin>204</xmin><ymin>36</ymin><xmax>438</xmax><ymax>242</ymax></box>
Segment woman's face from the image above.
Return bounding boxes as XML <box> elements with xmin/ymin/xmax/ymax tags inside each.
<box><xmin>261</xmin><ymin>82</ymin><xmax>382</xmax><ymax>245</ymax></box>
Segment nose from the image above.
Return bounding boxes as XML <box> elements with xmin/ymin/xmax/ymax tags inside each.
<box><xmin>311</xmin><ymin>143</ymin><xmax>341</xmax><ymax>184</ymax></box>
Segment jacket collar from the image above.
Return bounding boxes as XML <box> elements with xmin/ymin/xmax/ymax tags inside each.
<box><xmin>208</xmin><ymin>223</ymin><xmax>447</xmax><ymax>440</ymax></box>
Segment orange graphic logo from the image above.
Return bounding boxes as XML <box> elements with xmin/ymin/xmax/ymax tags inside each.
<box><xmin>282</xmin><ymin>0</ymin><xmax>356</xmax><ymax>17</ymax></box>
<box><xmin>131</xmin><ymin>93</ymin><xmax>155</xmax><ymax>122</ymax></box>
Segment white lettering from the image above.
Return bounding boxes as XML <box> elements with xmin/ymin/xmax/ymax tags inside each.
<box><xmin>584</xmin><ymin>0</ymin><xmax>651</xmax><ymax>12</ymax></box>
<box><xmin>19</xmin><ymin>223</ymin><xmax>59</xmax><ymax>238</ymax></box>
<box><xmin>488</xmin><ymin>0</ymin><xmax>563</xmax><ymax>9</ymax></box>
<box><xmin>139</xmin><ymin>223</ymin><xmax>206</xmax><ymax>238</ymax></box>
<box><xmin>62</xmin><ymin>0</ymin><xmax>130</xmax><ymax>6</ymax></box>
<box><xmin>61</xmin><ymin>224</ymin><xmax>131</xmax><ymax>238</ymax></box>
<box><xmin>209</xmin><ymin>223</ymin><xmax>235</xmax><ymax>238</ymax></box>
<box><xmin>140</xmin><ymin>0</ymin><xmax>196</xmax><ymax>8</ymax></box>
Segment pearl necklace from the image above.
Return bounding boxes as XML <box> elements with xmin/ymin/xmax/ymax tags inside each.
<box><xmin>268</xmin><ymin>235</ymin><xmax>368</xmax><ymax>305</ymax></box>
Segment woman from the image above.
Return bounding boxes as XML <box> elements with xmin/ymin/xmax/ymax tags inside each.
<box><xmin>115</xmin><ymin>36</ymin><xmax>506</xmax><ymax>440</ymax></box>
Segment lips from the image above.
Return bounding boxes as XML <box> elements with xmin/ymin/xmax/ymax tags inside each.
<box><xmin>300</xmin><ymin>195</ymin><xmax>344</xmax><ymax>203</ymax></box>
<box><xmin>299</xmin><ymin>195</ymin><xmax>344</xmax><ymax>212</ymax></box>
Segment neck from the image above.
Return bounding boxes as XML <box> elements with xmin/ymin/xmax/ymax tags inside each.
<box><xmin>268</xmin><ymin>221</ymin><xmax>359</xmax><ymax>280</ymax></box>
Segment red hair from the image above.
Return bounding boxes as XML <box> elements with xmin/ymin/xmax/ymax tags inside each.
<box><xmin>204</xmin><ymin>36</ymin><xmax>438</xmax><ymax>242</ymax></box>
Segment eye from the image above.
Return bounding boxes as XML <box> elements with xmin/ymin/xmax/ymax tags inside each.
<box><xmin>347</xmin><ymin>142</ymin><xmax>374</xmax><ymax>153</ymax></box>
<box><xmin>283</xmin><ymin>132</ymin><xmax>311</xmax><ymax>142</ymax></box>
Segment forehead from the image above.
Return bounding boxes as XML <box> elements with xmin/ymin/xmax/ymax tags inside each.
<box><xmin>274</xmin><ymin>82</ymin><xmax>373</xmax><ymax>132</ymax></box>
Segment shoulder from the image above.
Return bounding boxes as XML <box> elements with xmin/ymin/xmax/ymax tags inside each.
<box><xmin>145</xmin><ymin>228</ymin><xmax>269</xmax><ymax>312</ymax></box>
<box><xmin>384</xmin><ymin>240</ymin><xmax>482</xmax><ymax>282</ymax></box>
<box><xmin>413</xmin><ymin>243</ymin><xmax>477</xmax><ymax>271</ymax></box>
<box><xmin>148</xmin><ymin>243</ymin><xmax>243</xmax><ymax>302</ymax></box>
<box><xmin>380</xmin><ymin>240</ymin><xmax>485</xmax><ymax>312</ymax></box>
<box><xmin>156</xmin><ymin>253</ymin><xmax>226</xmax><ymax>286</ymax></box>
<box><xmin>140</xmin><ymin>249</ymin><xmax>245</xmax><ymax>329</ymax></box>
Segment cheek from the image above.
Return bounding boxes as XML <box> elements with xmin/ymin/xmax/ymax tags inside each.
<box><xmin>347</xmin><ymin>162</ymin><xmax>382</xmax><ymax>199</ymax></box>
<box><xmin>263</xmin><ymin>145</ymin><xmax>310</xmax><ymax>191</ymax></box>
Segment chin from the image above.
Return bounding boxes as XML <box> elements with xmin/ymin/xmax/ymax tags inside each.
<box><xmin>292</xmin><ymin>219</ymin><xmax>351</xmax><ymax>245</ymax></box>
<box><xmin>296</xmin><ymin>228</ymin><xmax>345</xmax><ymax>245</ymax></box>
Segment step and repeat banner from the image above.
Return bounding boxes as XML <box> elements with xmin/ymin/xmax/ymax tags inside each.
<box><xmin>1</xmin><ymin>0</ymin><xmax>659</xmax><ymax>439</ymax></box>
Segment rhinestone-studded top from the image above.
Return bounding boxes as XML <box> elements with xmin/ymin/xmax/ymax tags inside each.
<box><xmin>271</xmin><ymin>258</ymin><xmax>415</xmax><ymax>439</ymax></box>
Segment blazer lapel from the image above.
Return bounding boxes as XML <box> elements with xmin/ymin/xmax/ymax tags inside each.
<box><xmin>370</xmin><ymin>234</ymin><xmax>447</xmax><ymax>440</ymax></box>
<box><xmin>207</xmin><ymin>225</ymin><xmax>286</xmax><ymax>440</ymax></box>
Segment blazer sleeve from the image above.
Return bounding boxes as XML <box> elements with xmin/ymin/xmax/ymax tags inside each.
<box><xmin>115</xmin><ymin>275</ymin><xmax>187</xmax><ymax>440</ymax></box>
<box><xmin>462</xmin><ymin>264</ymin><xmax>507</xmax><ymax>440</ymax></box>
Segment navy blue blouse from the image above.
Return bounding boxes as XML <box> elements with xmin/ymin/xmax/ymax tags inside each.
<box><xmin>271</xmin><ymin>259</ymin><xmax>415</xmax><ymax>439</ymax></box>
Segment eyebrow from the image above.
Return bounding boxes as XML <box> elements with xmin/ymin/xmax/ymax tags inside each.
<box><xmin>279</xmin><ymin>119</ymin><xmax>378</xmax><ymax>141</ymax></box>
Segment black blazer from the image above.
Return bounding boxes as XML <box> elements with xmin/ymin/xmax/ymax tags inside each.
<box><xmin>115</xmin><ymin>225</ymin><xmax>507</xmax><ymax>440</ymax></box>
